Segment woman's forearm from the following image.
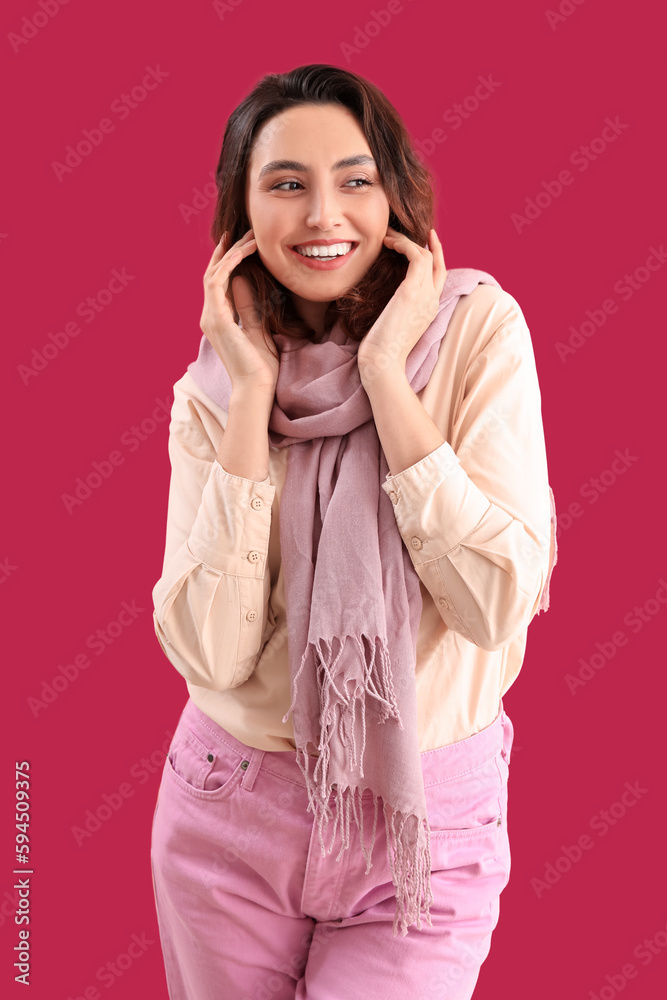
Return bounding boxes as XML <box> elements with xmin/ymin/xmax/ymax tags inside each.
<box><xmin>361</xmin><ymin>363</ymin><xmax>446</xmax><ymax>477</ymax></box>
<box><xmin>215</xmin><ymin>387</ymin><xmax>275</xmax><ymax>482</ymax></box>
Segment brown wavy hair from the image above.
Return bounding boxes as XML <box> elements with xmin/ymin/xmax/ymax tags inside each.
<box><xmin>210</xmin><ymin>63</ymin><xmax>436</xmax><ymax>343</ymax></box>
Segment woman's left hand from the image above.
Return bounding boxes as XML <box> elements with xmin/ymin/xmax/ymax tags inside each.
<box><xmin>357</xmin><ymin>226</ymin><xmax>447</xmax><ymax>379</ymax></box>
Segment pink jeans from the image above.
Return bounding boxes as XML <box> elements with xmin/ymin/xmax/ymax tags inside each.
<box><xmin>150</xmin><ymin>697</ymin><xmax>513</xmax><ymax>1000</ymax></box>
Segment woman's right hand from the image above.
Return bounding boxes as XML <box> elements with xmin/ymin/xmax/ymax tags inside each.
<box><xmin>200</xmin><ymin>228</ymin><xmax>280</xmax><ymax>395</ymax></box>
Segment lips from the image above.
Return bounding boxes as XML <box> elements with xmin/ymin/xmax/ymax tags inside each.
<box><xmin>290</xmin><ymin>241</ymin><xmax>358</xmax><ymax>250</ymax></box>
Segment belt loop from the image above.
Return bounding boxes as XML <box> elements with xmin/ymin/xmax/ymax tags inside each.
<box><xmin>241</xmin><ymin>748</ymin><xmax>265</xmax><ymax>791</ymax></box>
<box><xmin>500</xmin><ymin>707</ymin><xmax>513</xmax><ymax>764</ymax></box>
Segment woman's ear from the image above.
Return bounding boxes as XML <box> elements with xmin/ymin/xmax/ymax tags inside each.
<box><xmin>388</xmin><ymin>208</ymin><xmax>401</xmax><ymax>231</ymax></box>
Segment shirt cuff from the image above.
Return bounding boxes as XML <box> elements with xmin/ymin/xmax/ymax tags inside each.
<box><xmin>188</xmin><ymin>461</ymin><xmax>275</xmax><ymax>576</ymax></box>
<box><xmin>380</xmin><ymin>440</ymin><xmax>491</xmax><ymax>560</ymax></box>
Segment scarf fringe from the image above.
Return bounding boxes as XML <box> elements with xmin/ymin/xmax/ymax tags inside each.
<box><xmin>283</xmin><ymin>632</ymin><xmax>433</xmax><ymax>936</ymax></box>
<box><xmin>282</xmin><ymin>633</ymin><xmax>404</xmax><ymax>782</ymax></box>
<box><xmin>385</xmin><ymin>802</ymin><xmax>434</xmax><ymax>937</ymax></box>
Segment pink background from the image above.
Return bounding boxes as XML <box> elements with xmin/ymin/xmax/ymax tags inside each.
<box><xmin>2</xmin><ymin>0</ymin><xmax>665</xmax><ymax>997</ymax></box>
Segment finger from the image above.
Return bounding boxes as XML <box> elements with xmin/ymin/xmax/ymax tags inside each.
<box><xmin>384</xmin><ymin>229</ymin><xmax>429</xmax><ymax>261</ymax></box>
<box><xmin>209</xmin><ymin>230</ymin><xmax>232</xmax><ymax>266</ymax></box>
<box><xmin>429</xmin><ymin>229</ymin><xmax>447</xmax><ymax>286</ymax></box>
<box><xmin>205</xmin><ymin>235</ymin><xmax>256</xmax><ymax>321</ymax></box>
<box><xmin>217</xmin><ymin>230</ymin><xmax>256</xmax><ymax>263</ymax></box>
<box><xmin>210</xmin><ymin>237</ymin><xmax>257</xmax><ymax>288</ymax></box>
<box><xmin>206</xmin><ymin>233</ymin><xmax>233</xmax><ymax>277</ymax></box>
<box><xmin>209</xmin><ymin>228</ymin><xmax>255</xmax><ymax>268</ymax></box>
<box><xmin>383</xmin><ymin>232</ymin><xmax>423</xmax><ymax>256</ymax></box>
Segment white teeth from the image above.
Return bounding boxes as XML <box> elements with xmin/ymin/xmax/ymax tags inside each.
<box><xmin>293</xmin><ymin>242</ymin><xmax>353</xmax><ymax>257</ymax></box>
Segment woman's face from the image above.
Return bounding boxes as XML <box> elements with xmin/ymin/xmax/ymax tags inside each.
<box><xmin>245</xmin><ymin>104</ymin><xmax>391</xmax><ymax>324</ymax></box>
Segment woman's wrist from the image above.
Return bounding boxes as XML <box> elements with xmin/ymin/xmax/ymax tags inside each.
<box><xmin>229</xmin><ymin>382</ymin><xmax>276</xmax><ymax>411</ymax></box>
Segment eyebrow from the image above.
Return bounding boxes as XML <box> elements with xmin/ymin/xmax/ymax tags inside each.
<box><xmin>257</xmin><ymin>154</ymin><xmax>377</xmax><ymax>180</ymax></box>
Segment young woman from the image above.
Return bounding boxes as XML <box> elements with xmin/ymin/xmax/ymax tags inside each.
<box><xmin>150</xmin><ymin>63</ymin><xmax>557</xmax><ymax>1000</ymax></box>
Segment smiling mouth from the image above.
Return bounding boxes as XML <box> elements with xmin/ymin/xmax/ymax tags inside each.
<box><xmin>287</xmin><ymin>242</ymin><xmax>359</xmax><ymax>269</ymax></box>
<box><xmin>290</xmin><ymin>241</ymin><xmax>358</xmax><ymax>257</ymax></box>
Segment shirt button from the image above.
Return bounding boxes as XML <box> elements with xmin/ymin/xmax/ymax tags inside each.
<box><xmin>251</xmin><ymin>496</ymin><xmax>263</xmax><ymax>510</ymax></box>
<box><xmin>246</xmin><ymin>609</ymin><xmax>258</xmax><ymax>622</ymax></box>
<box><xmin>247</xmin><ymin>550</ymin><xmax>260</xmax><ymax>563</ymax></box>
<box><xmin>388</xmin><ymin>491</ymin><xmax>398</xmax><ymax>505</ymax></box>
<box><xmin>438</xmin><ymin>597</ymin><xmax>450</xmax><ymax>610</ymax></box>
<box><xmin>410</xmin><ymin>536</ymin><xmax>423</xmax><ymax>550</ymax></box>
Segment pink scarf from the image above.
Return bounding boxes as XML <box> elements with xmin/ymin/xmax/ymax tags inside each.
<box><xmin>187</xmin><ymin>267</ymin><xmax>556</xmax><ymax>935</ymax></box>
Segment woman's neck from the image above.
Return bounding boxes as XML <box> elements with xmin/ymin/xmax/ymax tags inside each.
<box><xmin>292</xmin><ymin>296</ymin><xmax>332</xmax><ymax>341</ymax></box>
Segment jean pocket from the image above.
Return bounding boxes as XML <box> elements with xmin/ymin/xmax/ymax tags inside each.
<box><xmin>427</xmin><ymin>753</ymin><xmax>504</xmax><ymax>829</ymax></box>
<box><xmin>425</xmin><ymin>752</ymin><xmax>508</xmax><ymax>870</ymax></box>
<box><xmin>166</xmin><ymin>725</ymin><xmax>245</xmax><ymax>799</ymax></box>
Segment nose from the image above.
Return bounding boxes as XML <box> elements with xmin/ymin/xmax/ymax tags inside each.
<box><xmin>304</xmin><ymin>180</ymin><xmax>342</xmax><ymax>231</ymax></box>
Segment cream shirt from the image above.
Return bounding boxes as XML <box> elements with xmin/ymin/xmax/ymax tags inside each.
<box><xmin>152</xmin><ymin>283</ymin><xmax>557</xmax><ymax>752</ymax></box>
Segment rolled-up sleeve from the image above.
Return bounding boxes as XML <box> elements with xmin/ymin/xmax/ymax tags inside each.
<box><xmin>381</xmin><ymin>305</ymin><xmax>557</xmax><ymax>651</ymax></box>
<box><xmin>152</xmin><ymin>380</ymin><xmax>276</xmax><ymax>690</ymax></box>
